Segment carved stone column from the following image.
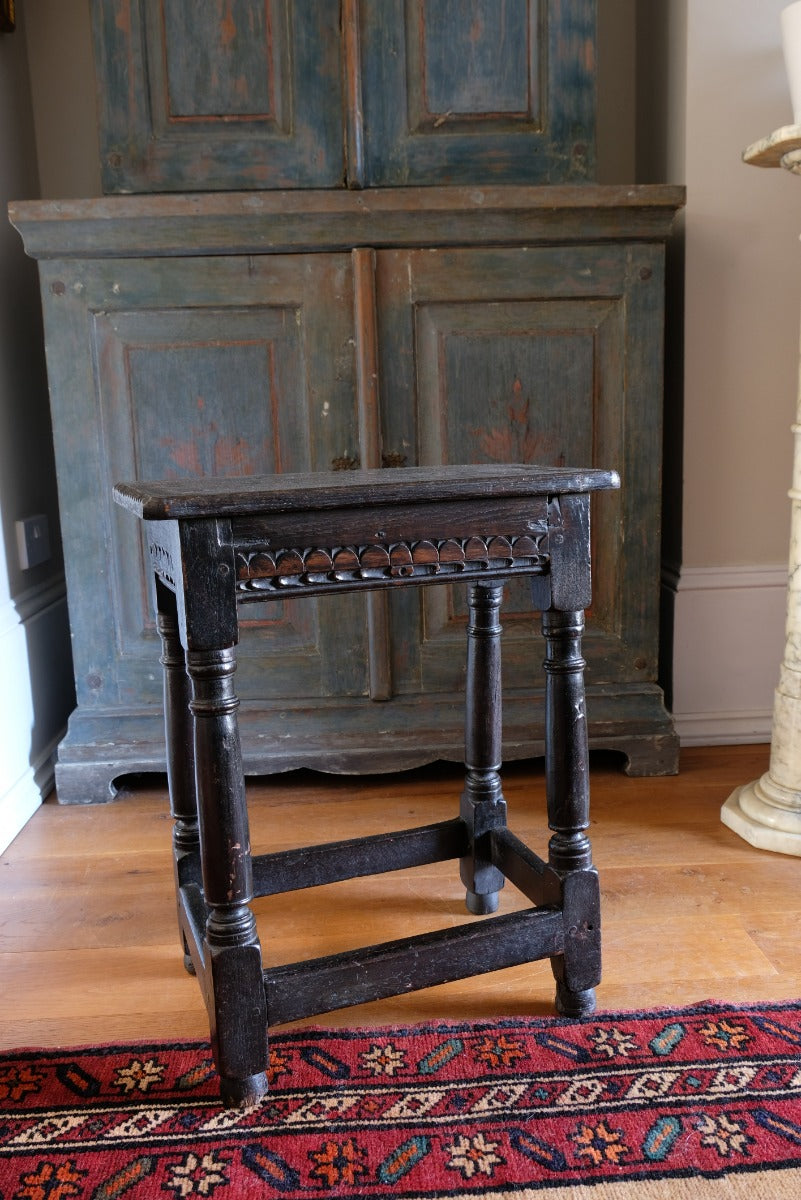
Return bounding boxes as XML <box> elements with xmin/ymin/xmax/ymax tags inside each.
<box><xmin>722</xmin><ymin>125</ymin><xmax>801</xmax><ymax>854</ymax></box>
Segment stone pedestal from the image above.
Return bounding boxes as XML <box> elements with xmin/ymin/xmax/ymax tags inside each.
<box><xmin>722</xmin><ymin>128</ymin><xmax>801</xmax><ymax>854</ymax></box>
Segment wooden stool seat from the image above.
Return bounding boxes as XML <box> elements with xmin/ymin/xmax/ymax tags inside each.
<box><xmin>113</xmin><ymin>463</ymin><xmax>619</xmax><ymax>1107</ymax></box>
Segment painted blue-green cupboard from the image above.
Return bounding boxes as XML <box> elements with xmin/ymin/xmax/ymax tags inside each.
<box><xmin>92</xmin><ymin>0</ymin><xmax>597</xmax><ymax>192</ymax></box>
<box><xmin>10</xmin><ymin>2</ymin><xmax>684</xmax><ymax>802</ymax></box>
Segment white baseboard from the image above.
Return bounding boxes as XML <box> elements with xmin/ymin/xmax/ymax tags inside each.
<box><xmin>0</xmin><ymin>741</ymin><xmax>59</xmax><ymax>853</ymax></box>
<box><xmin>670</xmin><ymin>564</ymin><xmax>787</xmax><ymax>746</ymax></box>
<box><xmin>0</xmin><ymin>577</ymin><xmax>71</xmax><ymax>853</ymax></box>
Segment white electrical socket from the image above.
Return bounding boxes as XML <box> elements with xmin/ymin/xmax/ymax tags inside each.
<box><xmin>16</xmin><ymin>514</ymin><xmax>51</xmax><ymax>570</ymax></box>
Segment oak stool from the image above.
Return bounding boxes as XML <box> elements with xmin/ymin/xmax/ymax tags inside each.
<box><xmin>113</xmin><ymin>464</ymin><xmax>619</xmax><ymax>1107</ymax></box>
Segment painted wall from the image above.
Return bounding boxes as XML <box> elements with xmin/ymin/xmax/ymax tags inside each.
<box><xmin>645</xmin><ymin>0</ymin><xmax>799</xmax><ymax>743</ymax></box>
<box><xmin>0</xmin><ymin>7</ymin><xmax>75</xmax><ymax>852</ymax></box>
<box><xmin>683</xmin><ymin>0</ymin><xmax>800</xmax><ymax>568</ymax></box>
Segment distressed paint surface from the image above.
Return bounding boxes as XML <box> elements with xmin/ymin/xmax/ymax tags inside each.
<box><xmin>361</xmin><ymin>0</ymin><xmax>596</xmax><ymax>185</ymax></box>
<box><xmin>161</xmin><ymin>0</ymin><xmax>284</xmax><ymax>121</ymax></box>
<box><xmin>38</xmin><ymin>252</ymin><xmax>365</xmax><ymax>721</ymax></box>
<box><xmin>11</xmin><ymin>186</ymin><xmax>683</xmax><ymax>798</ymax></box>
<box><xmin>90</xmin><ymin>0</ymin><xmax>595</xmax><ymax>191</ymax></box>
<box><xmin>91</xmin><ymin>0</ymin><xmax>343</xmax><ymax>191</ymax></box>
<box><xmin>418</xmin><ymin>0</ymin><xmax>533</xmax><ymax>118</ymax></box>
<box><xmin>130</xmin><ymin>342</ymin><xmax>278</xmax><ymax>478</ymax></box>
<box><xmin>375</xmin><ymin>243</ymin><xmax>659</xmax><ymax>701</ymax></box>
<box><xmin>9</xmin><ymin>188</ymin><xmax>685</xmax><ymax>259</ymax></box>
<box><xmin>14</xmin><ymin>0</ymin><xmax>685</xmax><ymax>798</ymax></box>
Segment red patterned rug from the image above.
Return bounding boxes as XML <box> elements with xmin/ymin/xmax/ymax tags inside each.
<box><xmin>3</xmin><ymin>1001</ymin><xmax>801</xmax><ymax>1198</ymax></box>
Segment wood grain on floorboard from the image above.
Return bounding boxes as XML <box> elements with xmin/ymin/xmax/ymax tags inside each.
<box><xmin>1</xmin><ymin>744</ymin><xmax>790</xmax><ymax>1049</ymax></box>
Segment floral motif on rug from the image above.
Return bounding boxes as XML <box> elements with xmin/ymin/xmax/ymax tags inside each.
<box><xmin>3</xmin><ymin>1000</ymin><xmax>801</xmax><ymax>1197</ymax></box>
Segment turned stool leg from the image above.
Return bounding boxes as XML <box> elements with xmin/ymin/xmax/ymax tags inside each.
<box><xmin>187</xmin><ymin>645</ymin><xmax>268</xmax><ymax>1108</ymax></box>
<box><xmin>460</xmin><ymin>581</ymin><xmax>507</xmax><ymax>915</ymax></box>
<box><xmin>542</xmin><ymin>607</ymin><xmax>601</xmax><ymax>1017</ymax></box>
<box><xmin>156</xmin><ymin>587</ymin><xmax>200</xmax><ymax>975</ymax></box>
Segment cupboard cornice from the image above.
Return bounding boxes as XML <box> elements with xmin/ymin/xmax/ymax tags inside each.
<box><xmin>10</xmin><ymin>185</ymin><xmax>686</xmax><ymax>259</ymax></box>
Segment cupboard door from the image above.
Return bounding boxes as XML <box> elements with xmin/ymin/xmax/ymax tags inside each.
<box><xmin>39</xmin><ymin>253</ymin><xmax>365</xmax><ymax>710</ymax></box>
<box><xmin>375</xmin><ymin>243</ymin><xmax>664</xmax><ymax>696</ymax></box>
<box><xmin>91</xmin><ymin>0</ymin><xmax>344</xmax><ymax>192</ymax></box>
<box><xmin>359</xmin><ymin>0</ymin><xmax>596</xmax><ymax>185</ymax></box>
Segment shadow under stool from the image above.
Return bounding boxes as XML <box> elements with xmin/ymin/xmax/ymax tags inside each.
<box><xmin>113</xmin><ymin>463</ymin><xmax>619</xmax><ymax>1107</ymax></box>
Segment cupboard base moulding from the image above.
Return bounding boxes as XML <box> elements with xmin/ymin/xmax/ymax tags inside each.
<box><xmin>54</xmin><ymin>686</ymin><xmax>679</xmax><ymax>805</ymax></box>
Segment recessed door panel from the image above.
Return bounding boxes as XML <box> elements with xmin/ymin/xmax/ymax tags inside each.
<box><xmin>97</xmin><ymin>304</ymin><xmax>321</xmax><ymax>671</ymax></box>
<box><xmin>91</xmin><ymin>0</ymin><xmax>344</xmax><ymax>191</ymax></box>
<box><xmin>47</xmin><ymin>253</ymin><xmax>365</xmax><ymax>707</ymax></box>
<box><xmin>159</xmin><ymin>0</ymin><xmax>288</xmax><ymax>122</ymax></box>
<box><xmin>410</xmin><ymin>0</ymin><xmax>538</xmax><ymax>125</ymax></box>
<box><xmin>360</xmin><ymin>0</ymin><xmax>596</xmax><ymax>184</ymax></box>
<box><xmin>376</xmin><ymin>244</ymin><xmax>663</xmax><ymax>696</ymax></box>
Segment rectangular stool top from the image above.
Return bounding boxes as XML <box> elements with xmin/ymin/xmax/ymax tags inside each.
<box><xmin>113</xmin><ymin>464</ymin><xmax>619</xmax><ymax>521</ymax></box>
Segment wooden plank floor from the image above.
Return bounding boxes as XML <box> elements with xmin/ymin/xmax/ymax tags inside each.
<box><xmin>1</xmin><ymin>743</ymin><xmax>797</xmax><ymax>1051</ymax></box>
